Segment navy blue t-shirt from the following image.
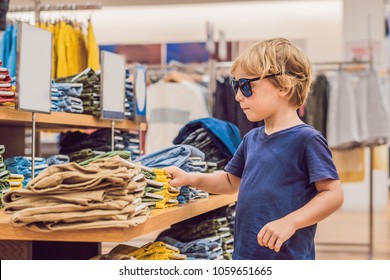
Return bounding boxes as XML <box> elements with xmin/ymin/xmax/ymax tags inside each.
<box><xmin>225</xmin><ymin>124</ymin><xmax>339</xmax><ymax>260</ymax></box>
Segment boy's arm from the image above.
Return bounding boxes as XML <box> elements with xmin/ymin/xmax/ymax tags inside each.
<box><xmin>288</xmin><ymin>179</ymin><xmax>344</xmax><ymax>229</ymax></box>
<box><xmin>165</xmin><ymin>166</ymin><xmax>240</xmax><ymax>195</ymax></box>
<box><xmin>257</xmin><ymin>179</ymin><xmax>343</xmax><ymax>252</ymax></box>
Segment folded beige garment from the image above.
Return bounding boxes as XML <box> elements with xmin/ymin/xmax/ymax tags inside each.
<box><xmin>2</xmin><ymin>188</ymin><xmax>106</xmax><ymax>204</ymax></box>
<box><xmin>28</xmin><ymin>156</ymin><xmax>132</xmax><ymax>192</ymax></box>
<box><xmin>12</xmin><ymin>202</ymin><xmax>136</xmax><ymax>226</ymax></box>
<box><xmin>25</xmin><ymin>207</ymin><xmax>150</xmax><ymax>232</ymax></box>
<box><xmin>3</xmin><ymin>189</ymin><xmax>109</xmax><ymax>213</ymax></box>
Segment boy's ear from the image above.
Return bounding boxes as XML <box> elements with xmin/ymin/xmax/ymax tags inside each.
<box><xmin>277</xmin><ymin>76</ymin><xmax>292</xmax><ymax>97</ymax></box>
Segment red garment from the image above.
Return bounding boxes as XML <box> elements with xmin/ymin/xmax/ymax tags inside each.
<box><xmin>0</xmin><ymin>97</ymin><xmax>15</xmax><ymax>102</ymax></box>
<box><xmin>0</xmin><ymin>76</ymin><xmax>11</xmax><ymax>83</ymax></box>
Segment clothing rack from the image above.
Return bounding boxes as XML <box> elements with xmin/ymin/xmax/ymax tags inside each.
<box><xmin>8</xmin><ymin>1</ymin><xmax>102</xmax><ymax>23</ymax></box>
<box><xmin>312</xmin><ymin>60</ymin><xmax>376</xmax><ymax>259</ymax></box>
<box><xmin>146</xmin><ymin>61</ymin><xmax>232</xmax><ymax>73</ymax></box>
<box><xmin>145</xmin><ymin>60</ymin><xmax>232</xmax><ymax>113</ymax></box>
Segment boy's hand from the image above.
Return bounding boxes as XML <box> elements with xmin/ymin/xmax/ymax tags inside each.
<box><xmin>165</xmin><ymin>166</ymin><xmax>190</xmax><ymax>187</ymax></box>
<box><xmin>257</xmin><ymin>217</ymin><xmax>296</xmax><ymax>253</ymax></box>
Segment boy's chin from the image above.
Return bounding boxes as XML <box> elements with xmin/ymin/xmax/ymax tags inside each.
<box><xmin>245</xmin><ymin>115</ymin><xmax>264</xmax><ymax>123</ymax></box>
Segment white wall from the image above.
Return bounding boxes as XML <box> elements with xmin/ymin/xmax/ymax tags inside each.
<box><xmin>82</xmin><ymin>0</ymin><xmax>343</xmax><ymax>63</ymax></box>
<box><xmin>343</xmin><ymin>0</ymin><xmax>388</xmax><ymax>67</ymax></box>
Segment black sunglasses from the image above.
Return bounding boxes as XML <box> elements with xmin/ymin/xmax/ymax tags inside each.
<box><xmin>230</xmin><ymin>73</ymin><xmax>280</xmax><ymax>97</ymax></box>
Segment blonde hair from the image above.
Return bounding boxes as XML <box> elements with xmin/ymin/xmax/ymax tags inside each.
<box><xmin>231</xmin><ymin>38</ymin><xmax>311</xmax><ymax>108</ymax></box>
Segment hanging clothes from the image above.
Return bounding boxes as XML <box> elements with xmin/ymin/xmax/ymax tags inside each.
<box><xmin>75</xmin><ymin>27</ymin><xmax>88</xmax><ymax>71</ymax></box>
<box><xmin>87</xmin><ymin>20</ymin><xmax>100</xmax><ymax>72</ymax></box>
<box><xmin>46</xmin><ymin>23</ymin><xmax>57</xmax><ymax>79</ymax></box>
<box><xmin>38</xmin><ymin>20</ymin><xmax>93</xmax><ymax>79</ymax></box>
<box><xmin>6</xmin><ymin>22</ymin><xmax>17</xmax><ymax>78</ymax></box>
<box><xmin>0</xmin><ymin>22</ymin><xmax>16</xmax><ymax>77</ymax></box>
<box><xmin>362</xmin><ymin>69</ymin><xmax>389</xmax><ymax>145</ymax></box>
<box><xmin>56</xmin><ymin>21</ymin><xmax>68</xmax><ymax>78</ymax></box>
<box><xmin>65</xmin><ymin>22</ymin><xmax>80</xmax><ymax>76</ymax></box>
<box><xmin>326</xmin><ymin>71</ymin><xmax>362</xmax><ymax>149</ymax></box>
<box><xmin>145</xmin><ymin>80</ymin><xmax>210</xmax><ymax>154</ymax></box>
<box><xmin>327</xmin><ymin>69</ymin><xmax>389</xmax><ymax>149</ymax></box>
<box><xmin>303</xmin><ymin>73</ymin><xmax>330</xmax><ymax>138</ymax></box>
<box><xmin>0</xmin><ymin>22</ymin><xmax>12</xmax><ymax>68</ymax></box>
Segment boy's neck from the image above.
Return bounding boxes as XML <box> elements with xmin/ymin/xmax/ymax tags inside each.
<box><xmin>263</xmin><ymin>108</ymin><xmax>304</xmax><ymax>135</ymax></box>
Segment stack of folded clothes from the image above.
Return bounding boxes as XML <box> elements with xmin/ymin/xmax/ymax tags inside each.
<box><xmin>59</xmin><ymin>129</ymin><xmax>141</xmax><ymax>160</ymax></box>
<box><xmin>134</xmin><ymin>144</ymin><xmax>207</xmax><ymax>173</ymax></box>
<box><xmin>4</xmin><ymin>156</ymin><xmax>48</xmax><ymax>188</ymax></box>
<box><xmin>45</xmin><ymin>154</ymin><xmax>70</xmax><ymax>166</ymax></box>
<box><xmin>92</xmin><ymin>242</ymin><xmax>187</xmax><ymax>260</ymax></box>
<box><xmin>135</xmin><ymin>144</ymin><xmax>211</xmax><ymax>205</ymax></box>
<box><xmin>0</xmin><ymin>62</ymin><xmax>15</xmax><ymax>107</ymax></box>
<box><xmin>141</xmin><ymin>168</ymin><xmax>180</xmax><ymax>209</ymax></box>
<box><xmin>55</xmin><ymin>68</ymin><xmax>101</xmax><ymax>116</ymax></box>
<box><xmin>176</xmin><ymin>185</ymin><xmax>208</xmax><ymax>205</ymax></box>
<box><xmin>173</xmin><ymin>118</ymin><xmax>241</xmax><ymax>170</ymax></box>
<box><xmin>1</xmin><ymin>156</ymin><xmax>150</xmax><ymax>232</ymax></box>
<box><xmin>124</xmin><ymin>68</ymin><xmax>134</xmax><ymax>120</ymax></box>
<box><xmin>157</xmin><ymin>203</ymin><xmax>236</xmax><ymax>260</ymax></box>
<box><xmin>51</xmin><ymin>82</ymin><xmax>84</xmax><ymax>113</ymax></box>
<box><xmin>59</xmin><ymin>129</ymin><xmax>125</xmax><ymax>155</ymax></box>
<box><xmin>0</xmin><ymin>144</ymin><xmax>9</xmax><ymax>208</ymax></box>
<box><xmin>156</xmin><ymin>235</ymin><xmax>223</xmax><ymax>260</ymax></box>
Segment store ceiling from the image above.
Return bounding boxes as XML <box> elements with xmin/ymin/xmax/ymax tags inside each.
<box><xmin>9</xmin><ymin>0</ymin><xmax>322</xmax><ymax>7</ymax></box>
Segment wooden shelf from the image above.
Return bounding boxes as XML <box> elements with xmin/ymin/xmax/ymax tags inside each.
<box><xmin>0</xmin><ymin>193</ymin><xmax>237</xmax><ymax>243</ymax></box>
<box><xmin>0</xmin><ymin>107</ymin><xmax>139</xmax><ymax>130</ymax></box>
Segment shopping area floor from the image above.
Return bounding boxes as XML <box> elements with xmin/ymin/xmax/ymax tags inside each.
<box><xmin>315</xmin><ymin>196</ymin><xmax>390</xmax><ymax>260</ymax></box>
<box><xmin>102</xmin><ymin>194</ymin><xmax>390</xmax><ymax>260</ymax></box>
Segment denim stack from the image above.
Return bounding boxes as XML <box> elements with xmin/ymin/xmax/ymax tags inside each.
<box><xmin>156</xmin><ymin>235</ymin><xmax>223</xmax><ymax>260</ymax></box>
<box><xmin>122</xmin><ymin>130</ymin><xmax>141</xmax><ymax>160</ymax></box>
<box><xmin>124</xmin><ymin>68</ymin><xmax>134</xmax><ymax>120</ymax></box>
<box><xmin>55</xmin><ymin>68</ymin><xmax>101</xmax><ymax>117</ymax></box>
<box><xmin>45</xmin><ymin>154</ymin><xmax>70</xmax><ymax>166</ymax></box>
<box><xmin>51</xmin><ymin>83</ymin><xmax>84</xmax><ymax>113</ymax></box>
<box><xmin>157</xmin><ymin>203</ymin><xmax>236</xmax><ymax>259</ymax></box>
<box><xmin>177</xmin><ymin>185</ymin><xmax>208</xmax><ymax>205</ymax></box>
<box><xmin>4</xmin><ymin>156</ymin><xmax>48</xmax><ymax>188</ymax></box>
<box><xmin>134</xmin><ymin>144</ymin><xmax>207</xmax><ymax>173</ymax></box>
<box><xmin>51</xmin><ymin>88</ymin><xmax>59</xmax><ymax>112</ymax></box>
<box><xmin>173</xmin><ymin>118</ymin><xmax>241</xmax><ymax>170</ymax></box>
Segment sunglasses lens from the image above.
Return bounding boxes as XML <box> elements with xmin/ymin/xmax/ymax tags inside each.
<box><xmin>240</xmin><ymin>82</ymin><xmax>251</xmax><ymax>97</ymax></box>
<box><xmin>231</xmin><ymin>80</ymin><xmax>239</xmax><ymax>94</ymax></box>
<box><xmin>231</xmin><ymin>78</ymin><xmax>254</xmax><ymax>97</ymax></box>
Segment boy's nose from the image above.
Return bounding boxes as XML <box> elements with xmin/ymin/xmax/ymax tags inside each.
<box><xmin>235</xmin><ymin>90</ymin><xmax>244</xmax><ymax>103</ymax></box>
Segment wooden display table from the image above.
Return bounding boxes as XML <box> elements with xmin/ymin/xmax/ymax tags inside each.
<box><xmin>0</xmin><ymin>193</ymin><xmax>237</xmax><ymax>259</ymax></box>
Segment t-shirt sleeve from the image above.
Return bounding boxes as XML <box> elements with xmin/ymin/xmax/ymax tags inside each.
<box><xmin>305</xmin><ymin>134</ymin><xmax>340</xmax><ymax>184</ymax></box>
<box><xmin>224</xmin><ymin>135</ymin><xmax>246</xmax><ymax>178</ymax></box>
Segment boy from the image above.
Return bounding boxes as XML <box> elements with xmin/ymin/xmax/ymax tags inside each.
<box><xmin>166</xmin><ymin>38</ymin><xmax>343</xmax><ymax>260</ymax></box>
